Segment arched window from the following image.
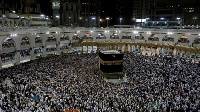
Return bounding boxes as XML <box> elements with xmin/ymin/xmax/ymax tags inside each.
<box><xmin>2</xmin><ymin>37</ymin><xmax>15</xmax><ymax>48</ymax></box>
<box><xmin>178</xmin><ymin>35</ymin><xmax>189</xmax><ymax>43</ymax></box>
<box><xmin>21</xmin><ymin>36</ymin><xmax>30</xmax><ymax>45</ymax></box>
<box><xmin>72</xmin><ymin>34</ymin><xmax>80</xmax><ymax>40</ymax></box>
<box><xmin>193</xmin><ymin>36</ymin><xmax>200</xmax><ymax>44</ymax></box>
<box><xmin>60</xmin><ymin>34</ymin><xmax>69</xmax><ymax>41</ymax></box>
<box><xmin>148</xmin><ymin>34</ymin><xmax>159</xmax><ymax>41</ymax></box>
<box><xmin>96</xmin><ymin>33</ymin><xmax>106</xmax><ymax>39</ymax></box>
<box><xmin>35</xmin><ymin>35</ymin><xmax>42</xmax><ymax>43</ymax></box>
<box><xmin>162</xmin><ymin>35</ymin><xmax>174</xmax><ymax>42</ymax></box>
<box><xmin>47</xmin><ymin>35</ymin><xmax>56</xmax><ymax>42</ymax></box>
<box><xmin>110</xmin><ymin>33</ymin><xmax>119</xmax><ymax>39</ymax></box>
<box><xmin>135</xmin><ymin>34</ymin><xmax>144</xmax><ymax>40</ymax></box>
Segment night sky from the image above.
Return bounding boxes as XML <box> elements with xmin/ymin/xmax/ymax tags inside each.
<box><xmin>36</xmin><ymin>0</ymin><xmax>52</xmax><ymax>16</ymax></box>
<box><xmin>91</xmin><ymin>0</ymin><xmax>133</xmax><ymax>25</ymax></box>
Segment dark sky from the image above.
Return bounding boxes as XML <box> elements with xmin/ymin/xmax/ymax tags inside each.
<box><xmin>36</xmin><ymin>0</ymin><xmax>52</xmax><ymax>16</ymax></box>
<box><xmin>95</xmin><ymin>0</ymin><xmax>133</xmax><ymax>25</ymax></box>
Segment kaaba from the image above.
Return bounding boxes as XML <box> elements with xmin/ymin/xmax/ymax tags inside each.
<box><xmin>99</xmin><ymin>50</ymin><xmax>123</xmax><ymax>79</ymax></box>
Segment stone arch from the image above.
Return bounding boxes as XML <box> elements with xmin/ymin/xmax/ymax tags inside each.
<box><xmin>1</xmin><ymin>37</ymin><xmax>16</xmax><ymax>62</ymax></box>
<box><xmin>35</xmin><ymin>35</ymin><xmax>42</xmax><ymax>43</ymax></box>
<box><xmin>162</xmin><ymin>35</ymin><xmax>174</xmax><ymax>42</ymax></box>
<box><xmin>178</xmin><ymin>35</ymin><xmax>189</xmax><ymax>43</ymax></box>
<box><xmin>20</xmin><ymin>49</ymin><xmax>31</xmax><ymax>57</ymax></box>
<box><xmin>21</xmin><ymin>36</ymin><xmax>30</xmax><ymax>45</ymax></box>
<box><xmin>60</xmin><ymin>34</ymin><xmax>69</xmax><ymax>41</ymax></box>
<box><xmin>193</xmin><ymin>36</ymin><xmax>200</xmax><ymax>44</ymax></box>
<box><xmin>96</xmin><ymin>33</ymin><xmax>106</xmax><ymax>39</ymax></box>
<box><xmin>46</xmin><ymin>35</ymin><xmax>56</xmax><ymax>42</ymax></box>
<box><xmin>34</xmin><ymin>47</ymin><xmax>43</xmax><ymax>55</ymax></box>
<box><xmin>122</xmin><ymin>33</ymin><xmax>131</xmax><ymax>39</ymax></box>
<box><xmin>135</xmin><ymin>34</ymin><xmax>144</xmax><ymax>40</ymax></box>
<box><xmin>2</xmin><ymin>37</ymin><xmax>16</xmax><ymax>48</ymax></box>
<box><xmin>72</xmin><ymin>34</ymin><xmax>80</xmax><ymax>40</ymax></box>
<box><xmin>148</xmin><ymin>34</ymin><xmax>159</xmax><ymax>41</ymax></box>
<box><xmin>60</xmin><ymin>43</ymin><xmax>69</xmax><ymax>50</ymax></box>
<box><xmin>82</xmin><ymin>33</ymin><xmax>93</xmax><ymax>39</ymax></box>
<box><xmin>110</xmin><ymin>33</ymin><xmax>119</xmax><ymax>39</ymax></box>
<box><xmin>46</xmin><ymin>45</ymin><xmax>57</xmax><ymax>52</ymax></box>
<box><xmin>1</xmin><ymin>51</ymin><xmax>16</xmax><ymax>63</ymax></box>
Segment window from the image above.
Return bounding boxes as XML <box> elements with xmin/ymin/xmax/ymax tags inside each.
<box><xmin>66</xmin><ymin>4</ymin><xmax>68</xmax><ymax>11</ymax></box>
<box><xmin>71</xmin><ymin>4</ymin><xmax>73</xmax><ymax>11</ymax></box>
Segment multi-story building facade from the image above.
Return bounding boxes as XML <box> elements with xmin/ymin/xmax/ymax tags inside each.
<box><xmin>133</xmin><ymin>0</ymin><xmax>152</xmax><ymax>20</ymax></box>
<box><xmin>133</xmin><ymin>0</ymin><xmax>200</xmax><ymax>27</ymax></box>
<box><xmin>0</xmin><ymin>0</ymin><xmax>50</xmax><ymax>28</ymax></box>
<box><xmin>60</xmin><ymin>0</ymin><xmax>100</xmax><ymax>27</ymax></box>
<box><xmin>60</xmin><ymin>0</ymin><xmax>78</xmax><ymax>27</ymax></box>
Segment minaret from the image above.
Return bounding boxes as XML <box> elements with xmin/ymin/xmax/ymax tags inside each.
<box><xmin>51</xmin><ymin>0</ymin><xmax>60</xmax><ymax>26</ymax></box>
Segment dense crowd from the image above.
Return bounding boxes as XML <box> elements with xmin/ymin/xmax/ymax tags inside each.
<box><xmin>0</xmin><ymin>53</ymin><xmax>199</xmax><ymax>112</ymax></box>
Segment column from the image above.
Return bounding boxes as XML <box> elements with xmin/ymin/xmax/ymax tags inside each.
<box><xmin>108</xmin><ymin>45</ymin><xmax>110</xmax><ymax>50</ymax></box>
<box><xmin>86</xmin><ymin>45</ymin><xmax>88</xmax><ymax>54</ymax></box>
<box><xmin>175</xmin><ymin>49</ymin><xmax>178</xmax><ymax>56</ymax></box>
<box><xmin>81</xmin><ymin>46</ymin><xmax>83</xmax><ymax>54</ymax></box>
<box><xmin>184</xmin><ymin>51</ymin><xmax>187</xmax><ymax>59</ymax></box>
<box><xmin>30</xmin><ymin>47</ymin><xmax>35</xmax><ymax>60</ymax></box>
<box><xmin>2</xmin><ymin>17</ymin><xmax>5</xmax><ymax>31</ymax></box>
<box><xmin>116</xmin><ymin>45</ymin><xmax>119</xmax><ymax>51</ymax></box>
<box><xmin>13</xmin><ymin>20</ymin><xmax>15</xmax><ymax>27</ymax></box>
<box><xmin>180</xmin><ymin>50</ymin><xmax>183</xmax><ymax>57</ymax></box>
<box><xmin>124</xmin><ymin>45</ymin><xmax>127</xmax><ymax>52</ymax></box>
<box><xmin>136</xmin><ymin>45</ymin><xmax>139</xmax><ymax>52</ymax></box>
<box><xmin>189</xmin><ymin>52</ymin><xmax>192</xmax><ymax>59</ymax></box>
<box><xmin>96</xmin><ymin>46</ymin><xmax>99</xmax><ymax>53</ymax></box>
<box><xmin>130</xmin><ymin>45</ymin><xmax>133</xmax><ymax>52</ymax></box>
<box><xmin>56</xmin><ymin>44</ymin><xmax>61</xmax><ymax>55</ymax></box>
<box><xmin>16</xmin><ymin>51</ymin><xmax>20</xmax><ymax>65</ymax></box>
<box><xmin>161</xmin><ymin>48</ymin><xmax>165</xmax><ymax>55</ymax></box>
<box><xmin>91</xmin><ymin>46</ymin><xmax>93</xmax><ymax>53</ymax></box>
<box><xmin>0</xmin><ymin>55</ymin><xmax>2</xmax><ymax>69</ymax></box>
<box><xmin>155</xmin><ymin>47</ymin><xmax>159</xmax><ymax>55</ymax></box>
<box><xmin>133</xmin><ymin>46</ymin><xmax>136</xmax><ymax>52</ymax></box>
<box><xmin>42</xmin><ymin>46</ymin><xmax>47</xmax><ymax>57</ymax></box>
<box><xmin>173</xmin><ymin>48</ymin><xmax>177</xmax><ymax>56</ymax></box>
<box><xmin>150</xmin><ymin>47</ymin><xmax>153</xmax><ymax>56</ymax></box>
<box><xmin>194</xmin><ymin>53</ymin><xmax>197</xmax><ymax>63</ymax></box>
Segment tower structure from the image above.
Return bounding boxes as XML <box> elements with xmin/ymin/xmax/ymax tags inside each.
<box><xmin>51</xmin><ymin>0</ymin><xmax>60</xmax><ymax>26</ymax></box>
<box><xmin>60</xmin><ymin>0</ymin><xmax>100</xmax><ymax>27</ymax></box>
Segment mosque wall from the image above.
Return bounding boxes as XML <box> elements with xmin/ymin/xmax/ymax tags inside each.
<box><xmin>0</xmin><ymin>28</ymin><xmax>200</xmax><ymax>68</ymax></box>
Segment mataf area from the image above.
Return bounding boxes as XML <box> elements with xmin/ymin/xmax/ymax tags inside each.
<box><xmin>0</xmin><ymin>53</ymin><xmax>199</xmax><ymax>112</ymax></box>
